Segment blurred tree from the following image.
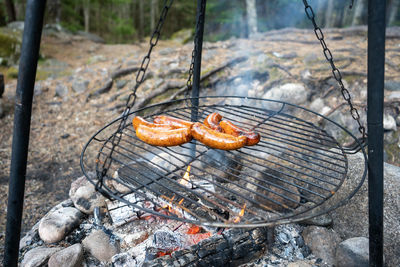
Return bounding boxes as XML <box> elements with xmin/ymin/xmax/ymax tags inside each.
<box><xmin>83</xmin><ymin>0</ymin><xmax>90</xmax><ymax>32</ymax></box>
<box><xmin>246</xmin><ymin>0</ymin><xmax>257</xmax><ymax>37</ymax></box>
<box><xmin>352</xmin><ymin>0</ymin><xmax>367</xmax><ymax>25</ymax></box>
<box><xmin>388</xmin><ymin>0</ymin><xmax>399</xmax><ymax>26</ymax></box>
<box><xmin>4</xmin><ymin>0</ymin><xmax>16</xmax><ymax>22</ymax></box>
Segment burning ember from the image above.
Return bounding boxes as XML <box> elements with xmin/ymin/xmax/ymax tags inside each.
<box><xmin>233</xmin><ymin>203</ymin><xmax>246</xmax><ymax>223</ymax></box>
<box><xmin>179</xmin><ymin>165</ymin><xmax>191</xmax><ymax>186</ymax></box>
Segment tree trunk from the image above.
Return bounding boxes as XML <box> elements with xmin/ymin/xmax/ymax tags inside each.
<box><xmin>138</xmin><ymin>0</ymin><xmax>144</xmax><ymax>41</ymax></box>
<box><xmin>150</xmin><ymin>0</ymin><xmax>158</xmax><ymax>31</ymax></box>
<box><xmin>388</xmin><ymin>0</ymin><xmax>400</xmax><ymax>26</ymax></box>
<box><xmin>83</xmin><ymin>0</ymin><xmax>91</xmax><ymax>32</ymax></box>
<box><xmin>48</xmin><ymin>0</ymin><xmax>61</xmax><ymax>24</ymax></box>
<box><xmin>352</xmin><ymin>0</ymin><xmax>367</xmax><ymax>25</ymax></box>
<box><xmin>245</xmin><ymin>0</ymin><xmax>258</xmax><ymax>38</ymax></box>
<box><xmin>325</xmin><ymin>0</ymin><xmax>335</xmax><ymax>28</ymax></box>
<box><xmin>4</xmin><ymin>0</ymin><xmax>16</xmax><ymax>22</ymax></box>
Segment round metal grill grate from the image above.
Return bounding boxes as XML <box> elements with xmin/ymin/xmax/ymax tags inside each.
<box><xmin>81</xmin><ymin>96</ymin><xmax>367</xmax><ymax>228</ymax></box>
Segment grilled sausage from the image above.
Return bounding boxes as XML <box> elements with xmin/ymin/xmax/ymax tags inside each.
<box><xmin>153</xmin><ymin>115</ymin><xmax>194</xmax><ymax>129</ymax></box>
<box><xmin>191</xmin><ymin>122</ymin><xmax>247</xmax><ymax>150</ymax></box>
<box><xmin>204</xmin><ymin>112</ymin><xmax>223</xmax><ymax>132</ymax></box>
<box><xmin>136</xmin><ymin>124</ymin><xmax>192</xmax><ymax>147</ymax></box>
<box><xmin>219</xmin><ymin>120</ymin><xmax>260</xmax><ymax>146</ymax></box>
<box><xmin>133</xmin><ymin>116</ymin><xmax>175</xmax><ymax>130</ymax></box>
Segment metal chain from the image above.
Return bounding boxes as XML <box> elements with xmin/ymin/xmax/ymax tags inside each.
<box><xmin>184</xmin><ymin>0</ymin><xmax>206</xmax><ymax>104</ymax></box>
<box><xmin>96</xmin><ymin>0</ymin><xmax>174</xmax><ymax>191</ymax></box>
<box><xmin>302</xmin><ymin>0</ymin><xmax>367</xmax><ymax>140</ymax></box>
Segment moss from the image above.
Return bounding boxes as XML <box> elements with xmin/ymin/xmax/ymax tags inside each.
<box><xmin>0</xmin><ymin>28</ymin><xmax>21</xmax><ymax>62</ymax></box>
<box><xmin>6</xmin><ymin>66</ymin><xmax>18</xmax><ymax>79</ymax></box>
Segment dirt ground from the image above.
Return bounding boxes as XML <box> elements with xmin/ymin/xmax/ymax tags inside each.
<box><xmin>0</xmin><ymin>27</ymin><xmax>399</xmax><ymax>258</ymax></box>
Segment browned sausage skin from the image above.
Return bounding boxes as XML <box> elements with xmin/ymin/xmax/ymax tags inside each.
<box><xmin>204</xmin><ymin>112</ymin><xmax>223</xmax><ymax>132</ymax></box>
<box><xmin>133</xmin><ymin>116</ymin><xmax>175</xmax><ymax>130</ymax></box>
<box><xmin>153</xmin><ymin>115</ymin><xmax>194</xmax><ymax>129</ymax></box>
<box><xmin>136</xmin><ymin>124</ymin><xmax>192</xmax><ymax>147</ymax></box>
<box><xmin>219</xmin><ymin>120</ymin><xmax>260</xmax><ymax>146</ymax></box>
<box><xmin>191</xmin><ymin>122</ymin><xmax>247</xmax><ymax>150</ymax></box>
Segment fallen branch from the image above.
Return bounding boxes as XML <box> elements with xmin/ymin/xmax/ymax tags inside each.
<box><xmin>111</xmin><ymin>67</ymin><xmax>139</xmax><ymax>80</ymax></box>
<box><xmin>112</xmin><ymin>56</ymin><xmax>250</xmax><ymax>111</ymax></box>
<box><xmin>134</xmin><ymin>80</ymin><xmax>185</xmax><ymax>109</ymax></box>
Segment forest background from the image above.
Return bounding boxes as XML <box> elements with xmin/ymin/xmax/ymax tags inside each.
<box><xmin>1</xmin><ymin>0</ymin><xmax>399</xmax><ymax>43</ymax></box>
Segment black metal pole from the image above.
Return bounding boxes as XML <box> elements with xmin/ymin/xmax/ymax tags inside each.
<box><xmin>3</xmin><ymin>1</ymin><xmax>46</xmax><ymax>266</ymax></box>
<box><xmin>367</xmin><ymin>0</ymin><xmax>385</xmax><ymax>266</ymax></box>
<box><xmin>191</xmin><ymin>0</ymin><xmax>206</xmax><ymax>122</ymax></box>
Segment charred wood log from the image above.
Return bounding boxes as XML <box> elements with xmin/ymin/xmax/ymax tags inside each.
<box><xmin>143</xmin><ymin>227</ymin><xmax>273</xmax><ymax>267</ymax></box>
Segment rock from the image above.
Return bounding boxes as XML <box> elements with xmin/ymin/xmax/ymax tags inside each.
<box><xmin>298</xmin><ymin>203</ymin><xmax>333</xmax><ymax>227</ymax></box>
<box><xmin>116</xmin><ymin>79</ymin><xmax>127</xmax><ymax>89</ymax></box>
<box><xmin>170</xmin><ymin>28</ymin><xmax>193</xmax><ymax>44</ymax></box>
<box><xmin>21</xmin><ymin>246</ymin><xmax>61</xmax><ymax>267</ymax></box>
<box><xmin>77</xmin><ymin>31</ymin><xmax>105</xmax><ymax>43</ymax></box>
<box><xmin>0</xmin><ymin>98</ymin><xmax>4</xmax><ymax>118</ymax></box>
<box><xmin>302</xmin><ymin>226</ymin><xmax>341</xmax><ymax>265</ymax></box>
<box><xmin>48</xmin><ymin>243</ymin><xmax>84</xmax><ymax>267</ymax></box>
<box><xmin>71</xmin><ymin>79</ymin><xmax>89</xmax><ymax>93</ymax></box>
<box><xmin>112</xmin><ymin>252</ymin><xmax>138</xmax><ymax>267</ymax></box>
<box><xmin>287</xmin><ymin>260</ymin><xmax>312</xmax><ymax>267</ymax></box>
<box><xmin>38</xmin><ymin>207</ymin><xmax>83</xmax><ymax>243</ymax></box>
<box><xmin>55</xmin><ymin>83</ymin><xmax>69</xmax><ymax>98</ymax></box>
<box><xmin>0</xmin><ymin>28</ymin><xmax>21</xmax><ymax>65</ymax></box>
<box><xmin>396</xmin><ymin>115</ymin><xmax>400</xmax><ymax>126</ymax></box>
<box><xmin>309</xmin><ymin>98</ymin><xmax>325</xmax><ymax>113</ymax></box>
<box><xmin>383</xmin><ymin>114</ymin><xmax>397</xmax><ymax>131</ymax></box>
<box><xmin>331</xmin><ymin>152</ymin><xmax>400</xmax><ymax>267</ymax></box>
<box><xmin>335</xmin><ymin>237</ymin><xmax>369</xmax><ymax>267</ymax></box>
<box><xmin>387</xmin><ymin>91</ymin><xmax>400</xmax><ymax>100</ymax></box>
<box><xmin>262</xmin><ymin>83</ymin><xmax>309</xmax><ymax>110</ymax></box>
<box><xmin>20</xmin><ymin>221</ymin><xmax>41</xmax><ymax>251</ymax></box>
<box><xmin>7</xmin><ymin>21</ymin><xmax>25</xmax><ymax>31</ymax></box>
<box><xmin>69</xmin><ymin>175</ymin><xmax>106</xmax><ymax>214</ymax></box>
<box><xmin>82</xmin><ymin>230</ymin><xmax>120</xmax><ymax>262</ymax></box>
<box><xmin>87</xmin><ymin>55</ymin><xmax>107</xmax><ymax>64</ymax></box>
<box><xmin>272</xmin><ymin>51</ymin><xmax>298</xmax><ymax>59</ymax></box>
<box><xmin>0</xmin><ymin>73</ymin><xmax>4</xmax><ymax>97</ymax></box>
<box><xmin>385</xmin><ymin>80</ymin><xmax>400</xmax><ymax>91</ymax></box>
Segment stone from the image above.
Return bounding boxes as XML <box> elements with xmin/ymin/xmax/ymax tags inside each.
<box><xmin>7</xmin><ymin>21</ymin><xmax>25</xmax><ymax>31</ymax></box>
<box><xmin>38</xmin><ymin>207</ymin><xmax>83</xmax><ymax>243</ymax></box>
<box><xmin>331</xmin><ymin>152</ymin><xmax>400</xmax><ymax>267</ymax></box>
<box><xmin>69</xmin><ymin>175</ymin><xmax>106</xmax><ymax>214</ymax></box>
<box><xmin>21</xmin><ymin>246</ymin><xmax>61</xmax><ymax>267</ymax></box>
<box><xmin>302</xmin><ymin>226</ymin><xmax>341</xmax><ymax>265</ymax></box>
<box><xmin>170</xmin><ymin>28</ymin><xmax>193</xmax><ymax>44</ymax></box>
<box><xmin>396</xmin><ymin>115</ymin><xmax>400</xmax><ymax>126</ymax></box>
<box><xmin>335</xmin><ymin>237</ymin><xmax>369</xmax><ymax>267</ymax></box>
<box><xmin>262</xmin><ymin>83</ymin><xmax>309</xmax><ymax>110</ymax></box>
<box><xmin>112</xmin><ymin>252</ymin><xmax>138</xmax><ymax>267</ymax></box>
<box><xmin>287</xmin><ymin>260</ymin><xmax>312</xmax><ymax>267</ymax></box>
<box><xmin>55</xmin><ymin>83</ymin><xmax>69</xmax><ymax>98</ymax></box>
<box><xmin>82</xmin><ymin>230</ymin><xmax>120</xmax><ymax>262</ymax></box>
<box><xmin>309</xmin><ymin>98</ymin><xmax>325</xmax><ymax>113</ymax></box>
<box><xmin>0</xmin><ymin>98</ymin><xmax>4</xmax><ymax>118</ymax></box>
<box><xmin>71</xmin><ymin>79</ymin><xmax>89</xmax><ymax>93</ymax></box>
<box><xmin>116</xmin><ymin>79</ymin><xmax>127</xmax><ymax>89</ymax></box>
<box><xmin>383</xmin><ymin>114</ymin><xmax>397</xmax><ymax>131</ymax></box>
<box><xmin>387</xmin><ymin>91</ymin><xmax>400</xmax><ymax>100</ymax></box>
<box><xmin>298</xmin><ymin>203</ymin><xmax>333</xmax><ymax>227</ymax></box>
<box><xmin>385</xmin><ymin>80</ymin><xmax>400</xmax><ymax>91</ymax></box>
<box><xmin>48</xmin><ymin>243</ymin><xmax>84</xmax><ymax>267</ymax></box>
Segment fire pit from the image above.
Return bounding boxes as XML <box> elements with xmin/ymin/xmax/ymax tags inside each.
<box><xmin>80</xmin><ymin>96</ymin><xmax>367</xmax><ymax>229</ymax></box>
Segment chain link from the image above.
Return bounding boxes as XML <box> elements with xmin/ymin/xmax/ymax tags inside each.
<box><xmin>96</xmin><ymin>0</ymin><xmax>174</xmax><ymax>191</ymax></box>
<box><xmin>302</xmin><ymin>0</ymin><xmax>366</xmax><ymax>139</ymax></box>
<box><xmin>184</xmin><ymin>0</ymin><xmax>206</xmax><ymax>104</ymax></box>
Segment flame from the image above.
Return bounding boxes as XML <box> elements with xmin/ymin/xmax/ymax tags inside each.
<box><xmin>233</xmin><ymin>203</ymin><xmax>246</xmax><ymax>223</ymax></box>
<box><xmin>187</xmin><ymin>224</ymin><xmax>201</xmax><ymax>234</ymax></box>
<box><xmin>179</xmin><ymin>165</ymin><xmax>191</xmax><ymax>186</ymax></box>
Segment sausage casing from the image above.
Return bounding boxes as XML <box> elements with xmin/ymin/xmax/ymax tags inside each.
<box><xmin>204</xmin><ymin>112</ymin><xmax>223</xmax><ymax>132</ymax></box>
<box><xmin>133</xmin><ymin>116</ymin><xmax>175</xmax><ymax>130</ymax></box>
<box><xmin>191</xmin><ymin>122</ymin><xmax>247</xmax><ymax>150</ymax></box>
<box><xmin>219</xmin><ymin>120</ymin><xmax>260</xmax><ymax>146</ymax></box>
<box><xmin>136</xmin><ymin>124</ymin><xmax>192</xmax><ymax>147</ymax></box>
<box><xmin>153</xmin><ymin>115</ymin><xmax>194</xmax><ymax>129</ymax></box>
